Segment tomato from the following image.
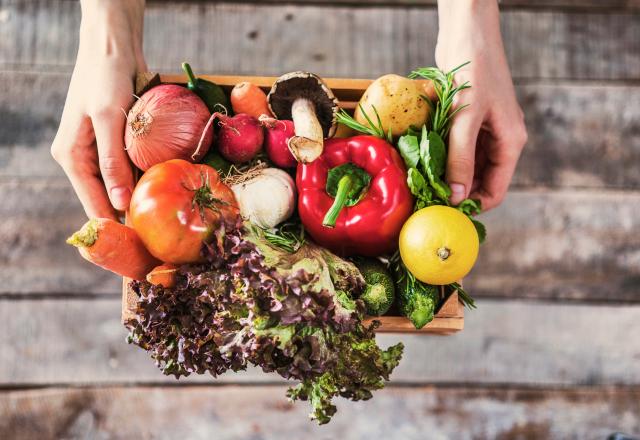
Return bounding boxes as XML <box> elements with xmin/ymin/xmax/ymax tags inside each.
<box><xmin>129</xmin><ymin>159</ymin><xmax>239</xmax><ymax>264</ymax></box>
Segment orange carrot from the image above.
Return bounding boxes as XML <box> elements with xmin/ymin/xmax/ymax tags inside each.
<box><xmin>146</xmin><ymin>264</ymin><xmax>178</xmax><ymax>288</ymax></box>
<box><xmin>230</xmin><ymin>82</ymin><xmax>273</xmax><ymax>118</ymax></box>
<box><xmin>67</xmin><ymin>218</ymin><xmax>160</xmax><ymax>280</ymax></box>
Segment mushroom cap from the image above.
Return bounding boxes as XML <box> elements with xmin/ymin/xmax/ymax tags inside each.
<box><xmin>268</xmin><ymin>71</ymin><xmax>339</xmax><ymax>138</ymax></box>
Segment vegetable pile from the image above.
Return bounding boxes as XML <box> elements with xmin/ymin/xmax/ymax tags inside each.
<box><xmin>67</xmin><ymin>62</ymin><xmax>486</xmax><ymax>424</ymax></box>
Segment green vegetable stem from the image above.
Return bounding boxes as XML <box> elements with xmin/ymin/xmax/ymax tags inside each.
<box><xmin>182</xmin><ymin>62</ymin><xmax>231</xmax><ymax>114</ymax></box>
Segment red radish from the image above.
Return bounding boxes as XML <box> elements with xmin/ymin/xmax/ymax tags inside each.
<box><xmin>261</xmin><ymin>118</ymin><xmax>297</xmax><ymax>168</ymax></box>
<box><xmin>125</xmin><ymin>84</ymin><xmax>213</xmax><ymax>171</ymax></box>
<box><xmin>215</xmin><ymin>113</ymin><xmax>264</xmax><ymax>164</ymax></box>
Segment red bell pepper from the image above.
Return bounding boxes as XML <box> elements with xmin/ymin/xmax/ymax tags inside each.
<box><xmin>297</xmin><ymin>135</ymin><xmax>413</xmax><ymax>256</ymax></box>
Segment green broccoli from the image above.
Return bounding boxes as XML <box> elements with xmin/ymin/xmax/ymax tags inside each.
<box><xmin>355</xmin><ymin>258</ymin><xmax>396</xmax><ymax>316</ymax></box>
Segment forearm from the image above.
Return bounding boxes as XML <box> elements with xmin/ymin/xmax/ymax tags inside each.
<box><xmin>79</xmin><ymin>0</ymin><xmax>145</xmax><ymax>71</ymax></box>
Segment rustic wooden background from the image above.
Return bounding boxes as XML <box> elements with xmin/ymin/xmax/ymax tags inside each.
<box><xmin>1</xmin><ymin>0</ymin><xmax>640</xmax><ymax>438</ymax></box>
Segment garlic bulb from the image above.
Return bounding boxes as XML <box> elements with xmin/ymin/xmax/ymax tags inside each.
<box><xmin>231</xmin><ymin>168</ymin><xmax>296</xmax><ymax>229</ymax></box>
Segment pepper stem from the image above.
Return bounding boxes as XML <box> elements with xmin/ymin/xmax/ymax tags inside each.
<box><xmin>322</xmin><ymin>174</ymin><xmax>353</xmax><ymax>228</ymax></box>
<box><xmin>181</xmin><ymin>62</ymin><xmax>198</xmax><ymax>88</ymax></box>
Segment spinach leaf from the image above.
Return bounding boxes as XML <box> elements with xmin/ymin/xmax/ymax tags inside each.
<box><xmin>457</xmin><ymin>198</ymin><xmax>482</xmax><ymax>216</ymax></box>
<box><xmin>397</xmin><ymin>135</ymin><xmax>420</xmax><ymax>170</ymax></box>
<box><xmin>471</xmin><ymin>218</ymin><xmax>487</xmax><ymax>244</ymax></box>
<box><xmin>426</xmin><ymin>131</ymin><xmax>446</xmax><ymax>177</ymax></box>
<box><xmin>406</xmin><ymin>167</ymin><xmax>429</xmax><ymax>199</ymax></box>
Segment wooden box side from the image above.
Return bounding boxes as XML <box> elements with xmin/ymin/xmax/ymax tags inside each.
<box><xmin>124</xmin><ymin>73</ymin><xmax>464</xmax><ymax>335</ymax></box>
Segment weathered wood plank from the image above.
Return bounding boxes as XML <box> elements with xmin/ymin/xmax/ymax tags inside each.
<box><xmin>1</xmin><ymin>177</ymin><xmax>638</xmax><ymax>301</ymax></box>
<box><xmin>151</xmin><ymin>0</ymin><xmax>640</xmax><ymax>10</ymax></box>
<box><xmin>3</xmin><ymin>70</ymin><xmax>640</xmax><ymax>190</ymax></box>
<box><xmin>1</xmin><ymin>298</ymin><xmax>639</xmax><ymax>385</ymax></box>
<box><xmin>2</xmin><ymin>1</ymin><xmax>640</xmax><ymax>80</ymax></box>
<box><xmin>1</xmin><ymin>385</ymin><xmax>639</xmax><ymax>440</ymax></box>
<box><xmin>467</xmin><ymin>189</ymin><xmax>640</xmax><ymax>302</ymax></box>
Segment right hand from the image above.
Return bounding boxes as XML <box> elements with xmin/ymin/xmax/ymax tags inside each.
<box><xmin>51</xmin><ymin>0</ymin><xmax>146</xmax><ymax>220</ymax></box>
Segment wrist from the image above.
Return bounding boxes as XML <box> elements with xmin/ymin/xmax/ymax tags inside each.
<box><xmin>79</xmin><ymin>0</ymin><xmax>145</xmax><ymax>71</ymax></box>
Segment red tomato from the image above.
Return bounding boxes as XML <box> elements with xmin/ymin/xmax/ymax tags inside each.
<box><xmin>129</xmin><ymin>159</ymin><xmax>239</xmax><ymax>264</ymax></box>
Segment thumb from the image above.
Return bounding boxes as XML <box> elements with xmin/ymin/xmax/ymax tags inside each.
<box><xmin>446</xmin><ymin>111</ymin><xmax>482</xmax><ymax>205</ymax></box>
<box><xmin>93</xmin><ymin>109</ymin><xmax>134</xmax><ymax>211</ymax></box>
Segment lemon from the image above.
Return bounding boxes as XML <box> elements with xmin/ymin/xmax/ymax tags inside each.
<box><xmin>399</xmin><ymin>206</ymin><xmax>479</xmax><ymax>285</ymax></box>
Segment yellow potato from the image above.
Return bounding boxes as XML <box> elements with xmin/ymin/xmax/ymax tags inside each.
<box><xmin>355</xmin><ymin>74</ymin><xmax>430</xmax><ymax>137</ymax></box>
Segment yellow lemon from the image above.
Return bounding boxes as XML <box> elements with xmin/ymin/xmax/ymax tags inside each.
<box><xmin>399</xmin><ymin>206</ymin><xmax>479</xmax><ymax>285</ymax></box>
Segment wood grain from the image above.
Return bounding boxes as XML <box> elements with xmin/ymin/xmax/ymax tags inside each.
<box><xmin>2</xmin><ymin>1</ymin><xmax>640</xmax><ymax>80</ymax></box>
<box><xmin>3</xmin><ymin>71</ymin><xmax>640</xmax><ymax>190</ymax></box>
<box><xmin>2</xmin><ymin>298</ymin><xmax>639</xmax><ymax>385</ymax></box>
<box><xmin>2</xmin><ymin>177</ymin><xmax>638</xmax><ymax>302</ymax></box>
<box><xmin>1</xmin><ymin>385</ymin><xmax>639</xmax><ymax>440</ymax></box>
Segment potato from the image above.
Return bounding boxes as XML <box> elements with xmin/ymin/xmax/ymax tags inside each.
<box><xmin>355</xmin><ymin>74</ymin><xmax>430</xmax><ymax>137</ymax></box>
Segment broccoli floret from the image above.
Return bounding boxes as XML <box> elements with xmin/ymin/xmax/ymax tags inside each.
<box><xmin>355</xmin><ymin>259</ymin><xmax>395</xmax><ymax>316</ymax></box>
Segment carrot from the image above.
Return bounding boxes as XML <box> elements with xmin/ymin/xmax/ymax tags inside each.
<box><xmin>67</xmin><ymin>218</ymin><xmax>160</xmax><ymax>280</ymax></box>
<box><xmin>146</xmin><ymin>264</ymin><xmax>178</xmax><ymax>288</ymax></box>
<box><xmin>230</xmin><ymin>82</ymin><xmax>273</xmax><ymax>119</ymax></box>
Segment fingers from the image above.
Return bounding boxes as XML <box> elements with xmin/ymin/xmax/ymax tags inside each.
<box><xmin>52</xmin><ymin>109</ymin><xmax>119</xmax><ymax>220</ymax></box>
<box><xmin>446</xmin><ymin>109</ymin><xmax>483</xmax><ymax>205</ymax></box>
<box><xmin>471</xmin><ymin>123</ymin><xmax>527</xmax><ymax>210</ymax></box>
<box><xmin>92</xmin><ymin>109</ymin><xmax>134</xmax><ymax>211</ymax></box>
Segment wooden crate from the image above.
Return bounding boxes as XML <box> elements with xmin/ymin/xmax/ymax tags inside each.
<box><xmin>122</xmin><ymin>73</ymin><xmax>464</xmax><ymax>335</ymax></box>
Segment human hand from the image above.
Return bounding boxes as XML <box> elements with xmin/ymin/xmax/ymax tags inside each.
<box><xmin>435</xmin><ymin>0</ymin><xmax>527</xmax><ymax>210</ymax></box>
<box><xmin>51</xmin><ymin>0</ymin><xmax>146</xmax><ymax>220</ymax></box>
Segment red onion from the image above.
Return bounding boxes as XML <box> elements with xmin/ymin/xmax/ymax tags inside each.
<box><xmin>125</xmin><ymin>84</ymin><xmax>213</xmax><ymax>171</ymax></box>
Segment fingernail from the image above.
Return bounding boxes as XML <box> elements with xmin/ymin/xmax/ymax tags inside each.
<box><xmin>110</xmin><ymin>186</ymin><xmax>132</xmax><ymax>210</ymax></box>
<box><xmin>450</xmin><ymin>183</ymin><xmax>466</xmax><ymax>204</ymax></box>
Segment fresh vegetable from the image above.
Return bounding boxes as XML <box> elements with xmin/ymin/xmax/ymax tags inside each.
<box><xmin>126</xmin><ymin>223</ymin><xmax>403</xmax><ymax>425</ymax></box>
<box><xmin>182</xmin><ymin>62</ymin><xmax>231</xmax><ymax>114</ymax></box>
<box><xmin>354</xmin><ymin>258</ymin><xmax>395</xmax><ymax>316</ymax></box>
<box><xmin>230</xmin><ymin>81</ymin><xmax>273</xmax><ymax>118</ymax></box>
<box><xmin>399</xmin><ymin>206</ymin><xmax>479</xmax><ymax>285</ymax></box>
<box><xmin>125</xmin><ymin>84</ymin><xmax>214</xmax><ymax>171</ymax></box>
<box><xmin>201</xmin><ymin>148</ymin><xmax>232</xmax><ymax>175</ymax></box>
<box><xmin>215</xmin><ymin>113</ymin><xmax>264</xmax><ymax>164</ymax></box>
<box><xmin>146</xmin><ymin>264</ymin><xmax>178</xmax><ymax>288</ymax></box>
<box><xmin>268</xmin><ymin>72</ymin><xmax>338</xmax><ymax>163</ymax></box>
<box><xmin>297</xmin><ymin>135</ymin><xmax>413</xmax><ymax>256</ymax></box>
<box><xmin>129</xmin><ymin>159</ymin><xmax>240</xmax><ymax>264</ymax></box>
<box><xmin>261</xmin><ymin>118</ymin><xmax>297</xmax><ymax>168</ymax></box>
<box><xmin>391</xmin><ymin>63</ymin><xmax>482</xmax><ymax>325</ymax></box>
<box><xmin>354</xmin><ymin>74</ymin><xmax>430</xmax><ymax>137</ymax></box>
<box><xmin>67</xmin><ymin>218</ymin><xmax>160</xmax><ymax>280</ymax></box>
<box><xmin>229</xmin><ymin>167</ymin><xmax>296</xmax><ymax>229</ymax></box>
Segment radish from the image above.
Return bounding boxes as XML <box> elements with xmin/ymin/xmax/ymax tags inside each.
<box><xmin>261</xmin><ymin>118</ymin><xmax>297</xmax><ymax>168</ymax></box>
<box><xmin>215</xmin><ymin>113</ymin><xmax>264</xmax><ymax>164</ymax></box>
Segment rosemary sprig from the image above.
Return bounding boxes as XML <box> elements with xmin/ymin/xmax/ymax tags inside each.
<box><xmin>336</xmin><ymin>104</ymin><xmax>392</xmax><ymax>143</ymax></box>
<box><xmin>262</xmin><ymin>222</ymin><xmax>306</xmax><ymax>253</ymax></box>
<box><xmin>410</xmin><ymin>62</ymin><xmax>471</xmax><ymax>139</ymax></box>
<box><xmin>449</xmin><ymin>282</ymin><xmax>476</xmax><ymax>309</ymax></box>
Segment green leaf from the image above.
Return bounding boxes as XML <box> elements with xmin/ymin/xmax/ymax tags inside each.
<box><xmin>406</xmin><ymin>167</ymin><xmax>429</xmax><ymax>199</ymax></box>
<box><xmin>428</xmin><ymin>174</ymin><xmax>452</xmax><ymax>202</ymax></box>
<box><xmin>457</xmin><ymin>198</ymin><xmax>482</xmax><ymax>216</ymax></box>
<box><xmin>397</xmin><ymin>135</ymin><xmax>420</xmax><ymax>169</ymax></box>
<box><xmin>418</xmin><ymin>125</ymin><xmax>430</xmax><ymax>172</ymax></box>
<box><xmin>325</xmin><ymin>163</ymin><xmax>371</xmax><ymax>207</ymax></box>
<box><xmin>426</xmin><ymin>131</ymin><xmax>446</xmax><ymax>177</ymax></box>
<box><xmin>471</xmin><ymin>218</ymin><xmax>487</xmax><ymax>244</ymax></box>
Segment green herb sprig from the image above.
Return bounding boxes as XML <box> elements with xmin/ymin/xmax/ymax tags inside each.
<box><xmin>336</xmin><ymin>105</ymin><xmax>393</xmax><ymax>143</ymax></box>
<box><xmin>262</xmin><ymin>222</ymin><xmax>306</xmax><ymax>253</ymax></box>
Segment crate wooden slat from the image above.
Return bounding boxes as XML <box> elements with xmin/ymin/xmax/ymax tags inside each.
<box><xmin>123</xmin><ymin>73</ymin><xmax>464</xmax><ymax>335</ymax></box>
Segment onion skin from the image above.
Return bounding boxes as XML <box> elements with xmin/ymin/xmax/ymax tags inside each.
<box><xmin>125</xmin><ymin>84</ymin><xmax>214</xmax><ymax>171</ymax></box>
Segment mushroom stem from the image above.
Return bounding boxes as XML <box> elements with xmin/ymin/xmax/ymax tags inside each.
<box><xmin>288</xmin><ymin>98</ymin><xmax>324</xmax><ymax>163</ymax></box>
